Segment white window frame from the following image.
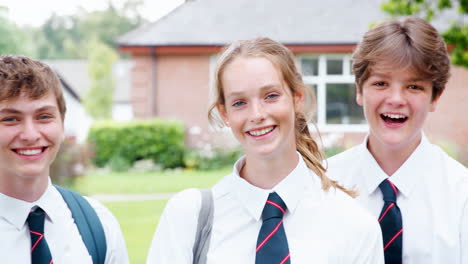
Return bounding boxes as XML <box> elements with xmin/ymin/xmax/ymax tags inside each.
<box><xmin>299</xmin><ymin>54</ymin><xmax>368</xmax><ymax>133</ymax></box>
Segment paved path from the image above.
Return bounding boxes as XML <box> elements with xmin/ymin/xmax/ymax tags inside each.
<box><xmin>90</xmin><ymin>193</ymin><xmax>175</xmax><ymax>202</ymax></box>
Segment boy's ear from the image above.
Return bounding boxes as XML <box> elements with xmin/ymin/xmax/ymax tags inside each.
<box><xmin>429</xmin><ymin>93</ymin><xmax>441</xmax><ymax>112</ymax></box>
<box><xmin>216</xmin><ymin>104</ymin><xmax>229</xmax><ymax>126</ymax></box>
<box><xmin>356</xmin><ymin>86</ymin><xmax>363</xmax><ymax>106</ymax></box>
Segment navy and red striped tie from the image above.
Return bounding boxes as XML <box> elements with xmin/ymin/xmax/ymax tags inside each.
<box><xmin>378</xmin><ymin>179</ymin><xmax>403</xmax><ymax>264</ymax></box>
<box><xmin>27</xmin><ymin>207</ymin><xmax>53</xmax><ymax>264</ymax></box>
<box><xmin>256</xmin><ymin>192</ymin><xmax>290</xmax><ymax>264</ymax></box>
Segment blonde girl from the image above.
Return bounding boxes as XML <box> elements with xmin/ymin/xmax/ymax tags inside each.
<box><xmin>147</xmin><ymin>38</ymin><xmax>384</xmax><ymax>264</ymax></box>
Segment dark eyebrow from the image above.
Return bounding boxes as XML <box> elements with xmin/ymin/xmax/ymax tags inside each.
<box><xmin>0</xmin><ymin>105</ymin><xmax>58</xmax><ymax>115</ymax></box>
<box><xmin>0</xmin><ymin>108</ymin><xmax>22</xmax><ymax>115</ymax></box>
<box><xmin>369</xmin><ymin>72</ymin><xmax>391</xmax><ymax>79</ymax></box>
<box><xmin>370</xmin><ymin>72</ymin><xmax>428</xmax><ymax>83</ymax></box>
<box><xmin>407</xmin><ymin>78</ymin><xmax>427</xmax><ymax>83</ymax></box>
<box><xmin>35</xmin><ymin>105</ymin><xmax>58</xmax><ymax>113</ymax></box>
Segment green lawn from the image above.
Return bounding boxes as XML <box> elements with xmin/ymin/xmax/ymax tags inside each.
<box><xmin>71</xmin><ymin>168</ymin><xmax>228</xmax><ymax>264</ymax></box>
<box><xmin>104</xmin><ymin>200</ymin><xmax>168</xmax><ymax>264</ymax></box>
<box><xmin>73</xmin><ymin>168</ymin><xmax>229</xmax><ymax>195</ymax></box>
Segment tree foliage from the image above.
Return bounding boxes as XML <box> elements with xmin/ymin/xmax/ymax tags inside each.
<box><xmin>34</xmin><ymin>0</ymin><xmax>145</xmax><ymax>59</ymax></box>
<box><xmin>84</xmin><ymin>39</ymin><xmax>118</xmax><ymax>119</ymax></box>
<box><xmin>382</xmin><ymin>0</ymin><xmax>468</xmax><ymax>67</ymax></box>
<box><xmin>0</xmin><ymin>6</ymin><xmax>35</xmax><ymax>56</ymax></box>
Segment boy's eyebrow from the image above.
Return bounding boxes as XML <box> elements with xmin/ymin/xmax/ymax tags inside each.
<box><xmin>35</xmin><ymin>105</ymin><xmax>58</xmax><ymax>112</ymax></box>
<box><xmin>0</xmin><ymin>105</ymin><xmax>58</xmax><ymax>115</ymax></box>
<box><xmin>406</xmin><ymin>78</ymin><xmax>427</xmax><ymax>83</ymax></box>
<box><xmin>0</xmin><ymin>108</ymin><xmax>22</xmax><ymax>114</ymax></box>
<box><xmin>369</xmin><ymin>72</ymin><xmax>391</xmax><ymax>79</ymax></box>
<box><xmin>370</xmin><ymin>72</ymin><xmax>428</xmax><ymax>83</ymax></box>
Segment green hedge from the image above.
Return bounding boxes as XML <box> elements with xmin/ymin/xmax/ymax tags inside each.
<box><xmin>87</xmin><ymin>119</ymin><xmax>185</xmax><ymax>169</ymax></box>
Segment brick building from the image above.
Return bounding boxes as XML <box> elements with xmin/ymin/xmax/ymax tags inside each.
<box><xmin>118</xmin><ymin>0</ymin><xmax>468</xmax><ymax>163</ymax></box>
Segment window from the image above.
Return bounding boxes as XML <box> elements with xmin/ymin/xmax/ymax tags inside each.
<box><xmin>300</xmin><ymin>54</ymin><xmax>367</xmax><ymax>132</ymax></box>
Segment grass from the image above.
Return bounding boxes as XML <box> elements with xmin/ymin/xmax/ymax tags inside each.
<box><xmin>104</xmin><ymin>200</ymin><xmax>168</xmax><ymax>264</ymax></box>
<box><xmin>72</xmin><ymin>168</ymin><xmax>229</xmax><ymax>195</ymax></box>
<box><xmin>70</xmin><ymin>168</ymin><xmax>229</xmax><ymax>263</ymax></box>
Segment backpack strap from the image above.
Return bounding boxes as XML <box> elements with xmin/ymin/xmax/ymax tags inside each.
<box><xmin>55</xmin><ymin>185</ymin><xmax>107</xmax><ymax>264</ymax></box>
<box><xmin>193</xmin><ymin>188</ymin><xmax>214</xmax><ymax>264</ymax></box>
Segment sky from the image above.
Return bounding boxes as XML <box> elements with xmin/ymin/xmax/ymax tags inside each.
<box><xmin>1</xmin><ymin>0</ymin><xmax>185</xmax><ymax>27</ymax></box>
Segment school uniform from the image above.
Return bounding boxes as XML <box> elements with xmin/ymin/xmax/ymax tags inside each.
<box><xmin>0</xmin><ymin>179</ymin><xmax>130</xmax><ymax>264</ymax></box>
<box><xmin>147</xmin><ymin>152</ymin><xmax>384</xmax><ymax>263</ymax></box>
<box><xmin>327</xmin><ymin>134</ymin><xmax>468</xmax><ymax>264</ymax></box>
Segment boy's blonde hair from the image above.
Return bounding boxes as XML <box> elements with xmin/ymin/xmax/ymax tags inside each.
<box><xmin>352</xmin><ymin>17</ymin><xmax>450</xmax><ymax>101</ymax></box>
<box><xmin>0</xmin><ymin>55</ymin><xmax>66</xmax><ymax>119</ymax></box>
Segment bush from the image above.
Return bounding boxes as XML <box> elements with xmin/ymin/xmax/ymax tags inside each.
<box><xmin>50</xmin><ymin>137</ymin><xmax>90</xmax><ymax>185</ymax></box>
<box><xmin>324</xmin><ymin>145</ymin><xmax>345</xmax><ymax>158</ymax></box>
<box><xmin>184</xmin><ymin>145</ymin><xmax>242</xmax><ymax>170</ymax></box>
<box><xmin>108</xmin><ymin>154</ymin><xmax>132</xmax><ymax>172</ymax></box>
<box><xmin>87</xmin><ymin>119</ymin><xmax>185</xmax><ymax>169</ymax></box>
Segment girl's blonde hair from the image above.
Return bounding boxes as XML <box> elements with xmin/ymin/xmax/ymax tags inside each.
<box><xmin>208</xmin><ymin>37</ymin><xmax>355</xmax><ymax>197</ymax></box>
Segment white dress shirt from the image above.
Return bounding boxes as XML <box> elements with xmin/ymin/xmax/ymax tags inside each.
<box><xmin>0</xmin><ymin>180</ymin><xmax>129</xmax><ymax>264</ymax></box>
<box><xmin>147</xmin><ymin>153</ymin><xmax>384</xmax><ymax>263</ymax></box>
<box><xmin>327</xmin><ymin>134</ymin><xmax>468</xmax><ymax>264</ymax></box>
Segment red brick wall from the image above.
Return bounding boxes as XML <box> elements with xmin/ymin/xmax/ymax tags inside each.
<box><xmin>154</xmin><ymin>54</ymin><xmax>212</xmax><ymax>146</ymax></box>
<box><xmin>131</xmin><ymin>55</ymin><xmax>156</xmax><ymax>118</ymax></box>
<box><xmin>424</xmin><ymin>66</ymin><xmax>468</xmax><ymax>163</ymax></box>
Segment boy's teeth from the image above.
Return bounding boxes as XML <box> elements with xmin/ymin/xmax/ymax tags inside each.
<box><xmin>17</xmin><ymin>149</ymin><xmax>42</xmax><ymax>156</ymax></box>
<box><xmin>383</xmin><ymin>113</ymin><xmax>406</xmax><ymax>119</ymax></box>
<box><xmin>249</xmin><ymin>126</ymin><xmax>274</xmax><ymax>136</ymax></box>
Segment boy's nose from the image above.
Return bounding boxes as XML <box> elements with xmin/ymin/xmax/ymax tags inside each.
<box><xmin>19</xmin><ymin>121</ymin><xmax>41</xmax><ymax>142</ymax></box>
<box><xmin>386</xmin><ymin>87</ymin><xmax>406</xmax><ymax>106</ymax></box>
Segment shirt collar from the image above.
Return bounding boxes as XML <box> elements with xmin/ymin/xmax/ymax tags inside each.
<box><xmin>230</xmin><ymin>152</ymin><xmax>321</xmax><ymax>221</ymax></box>
<box><xmin>361</xmin><ymin>133</ymin><xmax>430</xmax><ymax>198</ymax></box>
<box><xmin>389</xmin><ymin>134</ymin><xmax>431</xmax><ymax>197</ymax></box>
<box><xmin>0</xmin><ymin>178</ymin><xmax>58</xmax><ymax>230</ymax></box>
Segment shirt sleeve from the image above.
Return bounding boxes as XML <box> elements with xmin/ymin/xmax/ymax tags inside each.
<box><xmin>146</xmin><ymin>188</ymin><xmax>202</xmax><ymax>264</ymax></box>
<box><xmin>461</xmin><ymin>188</ymin><xmax>468</xmax><ymax>264</ymax></box>
<box><xmin>86</xmin><ymin>197</ymin><xmax>130</xmax><ymax>264</ymax></box>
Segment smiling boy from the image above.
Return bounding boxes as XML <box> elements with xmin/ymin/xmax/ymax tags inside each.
<box><xmin>327</xmin><ymin>18</ymin><xmax>468</xmax><ymax>263</ymax></box>
<box><xmin>0</xmin><ymin>55</ymin><xmax>129</xmax><ymax>263</ymax></box>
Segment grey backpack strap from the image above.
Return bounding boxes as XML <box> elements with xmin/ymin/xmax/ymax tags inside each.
<box><xmin>193</xmin><ymin>189</ymin><xmax>214</xmax><ymax>264</ymax></box>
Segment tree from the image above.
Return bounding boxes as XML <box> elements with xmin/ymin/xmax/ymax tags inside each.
<box><xmin>32</xmin><ymin>13</ymin><xmax>78</xmax><ymax>59</ymax></box>
<box><xmin>34</xmin><ymin>0</ymin><xmax>145</xmax><ymax>59</ymax></box>
<box><xmin>382</xmin><ymin>0</ymin><xmax>468</xmax><ymax>67</ymax></box>
<box><xmin>84</xmin><ymin>39</ymin><xmax>118</xmax><ymax>119</ymax></box>
<box><xmin>0</xmin><ymin>6</ymin><xmax>36</xmax><ymax>56</ymax></box>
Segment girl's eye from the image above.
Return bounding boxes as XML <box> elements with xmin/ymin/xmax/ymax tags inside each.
<box><xmin>232</xmin><ymin>101</ymin><xmax>245</xmax><ymax>107</ymax></box>
<box><xmin>266</xmin><ymin>93</ymin><xmax>279</xmax><ymax>100</ymax></box>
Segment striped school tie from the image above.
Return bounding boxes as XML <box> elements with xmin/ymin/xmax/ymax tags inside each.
<box><xmin>378</xmin><ymin>179</ymin><xmax>403</xmax><ymax>264</ymax></box>
<box><xmin>256</xmin><ymin>192</ymin><xmax>290</xmax><ymax>264</ymax></box>
<box><xmin>27</xmin><ymin>207</ymin><xmax>53</xmax><ymax>264</ymax></box>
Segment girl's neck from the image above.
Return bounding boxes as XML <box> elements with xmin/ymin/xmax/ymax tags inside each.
<box><xmin>240</xmin><ymin>148</ymin><xmax>299</xmax><ymax>189</ymax></box>
<box><xmin>367</xmin><ymin>134</ymin><xmax>422</xmax><ymax>176</ymax></box>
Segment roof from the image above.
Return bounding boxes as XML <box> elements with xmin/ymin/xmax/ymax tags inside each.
<box><xmin>56</xmin><ymin>73</ymin><xmax>81</xmax><ymax>102</ymax></box>
<box><xmin>118</xmin><ymin>0</ymin><xmax>389</xmax><ymax>46</ymax></box>
<box><xmin>43</xmin><ymin>60</ymin><xmax>132</xmax><ymax>103</ymax></box>
<box><xmin>118</xmin><ymin>0</ymin><xmax>457</xmax><ymax>48</ymax></box>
